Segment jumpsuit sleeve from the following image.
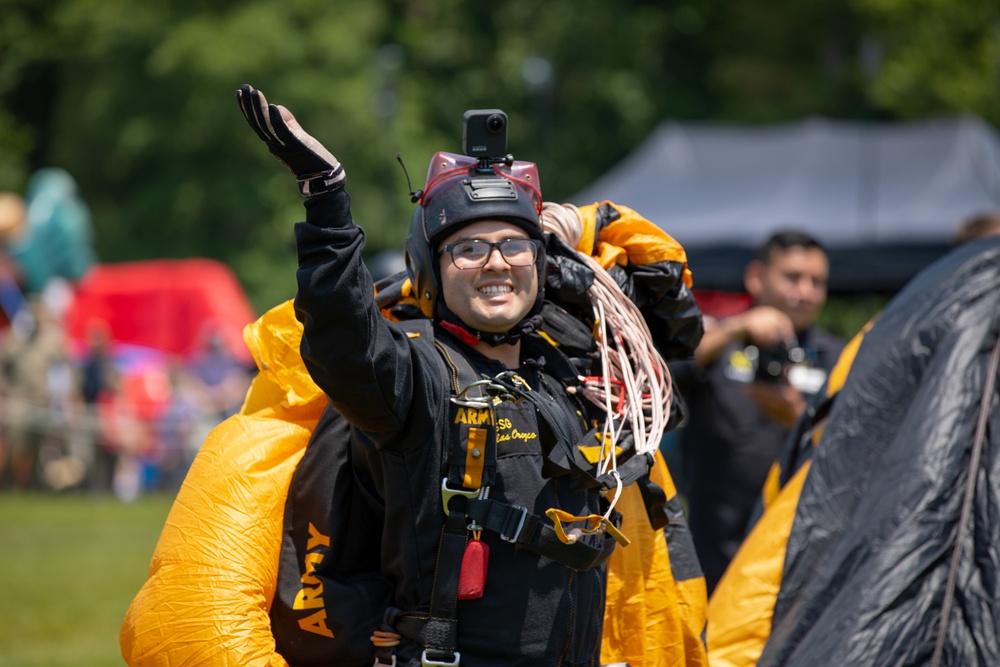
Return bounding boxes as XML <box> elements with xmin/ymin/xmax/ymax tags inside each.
<box><xmin>292</xmin><ymin>188</ymin><xmax>439</xmax><ymax>447</ymax></box>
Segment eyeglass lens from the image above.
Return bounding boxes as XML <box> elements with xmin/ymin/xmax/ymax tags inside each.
<box><xmin>447</xmin><ymin>239</ymin><xmax>538</xmax><ymax>268</ymax></box>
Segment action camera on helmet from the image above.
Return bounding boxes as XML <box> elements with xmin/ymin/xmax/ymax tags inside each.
<box><xmin>463</xmin><ymin>109</ymin><xmax>508</xmax><ymax>160</ymax></box>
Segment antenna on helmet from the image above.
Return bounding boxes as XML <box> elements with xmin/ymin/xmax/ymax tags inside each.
<box><xmin>396</xmin><ymin>153</ymin><xmax>423</xmax><ymax>203</ymax></box>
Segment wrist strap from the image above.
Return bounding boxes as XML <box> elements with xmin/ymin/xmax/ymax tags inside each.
<box><xmin>296</xmin><ymin>166</ymin><xmax>345</xmax><ymax>197</ymax></box>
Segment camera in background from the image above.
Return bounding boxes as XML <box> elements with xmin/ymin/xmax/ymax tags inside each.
<box><xmin>727</xmin><ymin>343</ymin><xmax>829</xmax><ymax>394</ymax></box>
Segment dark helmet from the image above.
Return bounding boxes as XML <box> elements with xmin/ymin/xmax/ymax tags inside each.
<box><xmin>405</xmin><ymin>151</ymin><xmax>545</xmax><ymax>321</ymax></box>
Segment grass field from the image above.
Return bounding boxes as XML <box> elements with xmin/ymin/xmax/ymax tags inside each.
<box><xmin>0</xmin><ymin>491</ymin><xmax>174</xmax><ymax>667</ymax></box>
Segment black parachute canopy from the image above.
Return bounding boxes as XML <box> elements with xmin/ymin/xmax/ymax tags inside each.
<box><xmin>758</xmin><ymin>235</ymin><xmax>1000</xmax><ymax>665</ymax></box>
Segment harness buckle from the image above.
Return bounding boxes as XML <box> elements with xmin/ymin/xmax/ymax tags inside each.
<box><xmin>440</xmin><ymin>479</ymin><xmax>480</xmax><ymax>517</ymax></box>
<box><xmin>421</xmin><ymin>649</ymin><xmax>461</xmax><ymax>666</ymax></box>
<box><xmin>500</xmin><ymin>505</ymin><xmax>528</xmax><ymax>543</ymax></box>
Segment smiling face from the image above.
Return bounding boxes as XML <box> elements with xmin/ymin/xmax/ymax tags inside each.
<box><xmin>437</xmin><ymin>220</ymin><xmax>539</xmax><ymax>334</ymax></box>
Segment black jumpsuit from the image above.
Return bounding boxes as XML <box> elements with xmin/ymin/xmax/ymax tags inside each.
<box><xmin>293</xmin><ymin>188</ymin><xmax>607</xmax><ymax>666</ymax></box>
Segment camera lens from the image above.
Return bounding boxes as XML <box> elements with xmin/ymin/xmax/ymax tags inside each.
<box><xmin>486</xmin><ymin>114</ymin><xmax>506</xmax><ymax>134</ymax></box>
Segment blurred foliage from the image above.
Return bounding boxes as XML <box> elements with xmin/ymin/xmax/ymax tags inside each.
<box><xmin>1</xmin><ymin>0</ymin><xmax>997</xmax><ymax>313</ymax></box>
<box><xmin>852</xmin><ymin>0</ymin><xmax>1000</xmax><ymax>122</ymax></box>
<box><xmin>816</xmin><ymin>292</ymin><xmax>890</xmax><ymax>341</ymax></box>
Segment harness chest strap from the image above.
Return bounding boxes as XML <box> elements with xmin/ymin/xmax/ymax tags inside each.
<box><xmin>464</xmin><ymin>497</ymin><xmax>622</xmax><ymax>568</ymax></box>
<box><xmin>390</xmin><ymin>331</ymin><xmax>630</xmax><ymax>665</ymax></box>
<box><xmin>441</xmin><ymin>330</ymin><xmax>658</xmax><ymax>498</ymax></box>
<box><xmin>435</xmin><ymin>333</ymin><xmax>631</xmax><ymax>562</ymax></box>
<box><xmin>390</xmin><ymin>493</ymin><xmax>621</xmax><ymax>667</ymax></box>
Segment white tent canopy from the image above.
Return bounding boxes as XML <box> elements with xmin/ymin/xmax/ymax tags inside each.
<box><xmin>571</xmin><ymin>115</ymin><xmax>1000</xmax><ymax>290</ymax></box>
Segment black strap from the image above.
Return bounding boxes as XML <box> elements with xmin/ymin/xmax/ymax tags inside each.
<box><xmin>390</xmin><ymin>495</ymin><xmax>617</xmax><ymax>655</ymax></box>
<box><xmin>465</xmin><ymin>497</ymin><xmax>617</xmax><ymax>571</ymax></box>
<box><xmin>594</xmin><ymin>451</ymin><xmax>654</xmax><ymax>490</ymax></box>
<box><xmin>525</xmin><ymin>338</ymin><xmax>657</xmax><ymax>493</ymax></box>
<box><xmin>422</xmin><ymin>511</ymin><xmax>468</xmax><ymax>659</ymax></box>
<box><xmin>637</xmin><ymin>472</ymin><xmax>670</xmax><ymax>531</ymax></box>
<box><xmin>511</xmin><ymin>380</ymin><xmax>653</xmax><ymax>495</ymax></box>
<box><xmin>434</xmin><ymin>338</ymin><xmax>499</xmax><ymax>490</ymax></box>
<box><xmin>387</xmin><ymin>512</ymin><xmax>468</xmax><ymax>661</ymax></box>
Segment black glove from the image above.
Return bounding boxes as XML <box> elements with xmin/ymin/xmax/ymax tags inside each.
<box><xmin>235</xmin><ymin>83</ymin><xmax>345</xmax><ymax>197</ymax></box>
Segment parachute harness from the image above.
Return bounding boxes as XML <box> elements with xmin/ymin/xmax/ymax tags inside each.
<box><xmin>541</xmin><ymin>202</ymin><xmax>674</xmax><ymax>520</ymax></box>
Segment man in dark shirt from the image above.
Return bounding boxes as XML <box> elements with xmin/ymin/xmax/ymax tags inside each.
<box><xmin>672</xmin><ymin>230</ymin><xmax>844</xmax><ymax>594</ymax></box>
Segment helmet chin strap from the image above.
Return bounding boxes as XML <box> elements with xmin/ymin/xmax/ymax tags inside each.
<box><xmin>438</xmin><ymin>309</ymin><xmax>544</xmax><ymax>348</ymax></box>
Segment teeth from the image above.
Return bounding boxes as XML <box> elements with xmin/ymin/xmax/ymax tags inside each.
<box><xmin>478</xmin><ymin>285</ymin><xmax>512</xmax><ymax>296</ymax></box>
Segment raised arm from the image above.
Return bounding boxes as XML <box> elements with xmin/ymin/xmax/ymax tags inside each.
<box><xmin>235</xmin><ymin>85</ymin><xmax>425</xmax><ymax>443</ymax></box>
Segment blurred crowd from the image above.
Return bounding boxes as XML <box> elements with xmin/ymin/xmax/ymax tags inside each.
<box><xmin>0</xmin><ymin>291</ymin><xmax>255</xmax><ymax>501</ymax></box>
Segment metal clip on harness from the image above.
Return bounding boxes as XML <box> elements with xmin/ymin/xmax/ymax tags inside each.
<box><xmin>440</xmin><ymin>479</ymin><xmax>483</xmax><ymax>517</ymax></box>
<box><xmin>421</xmin><ymin>649</ymin><xmax>460</xmax><ymax>666</ymax></box>
<box><xmin>450</xmin><ymin>380</ymin><xmax>495</xmax><ymax>408</ymax></box>
<box><xmin>499</xmin><ymin>505</ymin><xmax>528</xmax><ymax>543</ymax></box>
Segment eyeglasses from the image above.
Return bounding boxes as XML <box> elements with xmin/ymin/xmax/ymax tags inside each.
<box><xmin>439</xmin><ymin>238</ymin><xmax>541</xmax><ymax>269</ymax></box>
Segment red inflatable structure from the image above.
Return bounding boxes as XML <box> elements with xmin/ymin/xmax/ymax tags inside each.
<box><xmin>65</xmin><ymin>258</ymin><xmax>257</xmax><ymax>364</ymax></box>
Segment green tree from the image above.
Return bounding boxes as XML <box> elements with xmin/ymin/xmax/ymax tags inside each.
<box><xmin>851</xmin><ymin>0</ymin><xmax>1000</xmax><ymax>124</ymax></box>
<box><xmin>44</xmin><ymin>0</ymin><xmax>401</xmax><ymax>310</ymax></box>
<box><xmin>1</xmin><ymin>0</ymin><xmax>995</xmax><ymax>313</ymax></box>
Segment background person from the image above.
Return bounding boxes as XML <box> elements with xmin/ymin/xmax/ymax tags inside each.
<box><xmin>671</xmin><ymin>230</ymin><xmax>844</xmax><ymax>594</ymax></box>
<box><xmin>187</xmin><ymin>324</ymin><xmax>254</xmax><ymax>421</ymax></box>
<box><xmin>953</xmin><ymin>210</ymin><xmax>1000</xmax><ymax>246</ymax></box>
<box><xmin>0</xmin><ymin>298</ymin><xmax>75</xmax><ymax>488</ymax></box>
<box><xmin>78</xmin><ymin>318</ymin><xmax>118</xmax><ymax>490</ymax></box>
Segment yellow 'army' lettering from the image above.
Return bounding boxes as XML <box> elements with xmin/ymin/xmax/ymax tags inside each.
<box><xmin>306</xmin><ymin>521</ymin><xmax>331</xmax><ymax>550</ymax></box>
<box><xmin>299</xmin><ymin>610</ymin><xmax>333</xmax><ymax>638</ymax></box>
<box><xmin>294</xmin><ymin>581</ymin><xmax>325</xmax><ymax>610</ymax></box>
<box><xmin>453</xmin><ymin>407</ymin><xmax>494</xmax><ymax>426</ymax></box>
<box><xmin>294</xmin><ymin>522</ymin><xmax>334</xmax><ymax>638</ymax></box>
<box><xmin>299</xmin><ymin>552</ymin><xmax>323</xmax><ymax>586</ymax></box>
